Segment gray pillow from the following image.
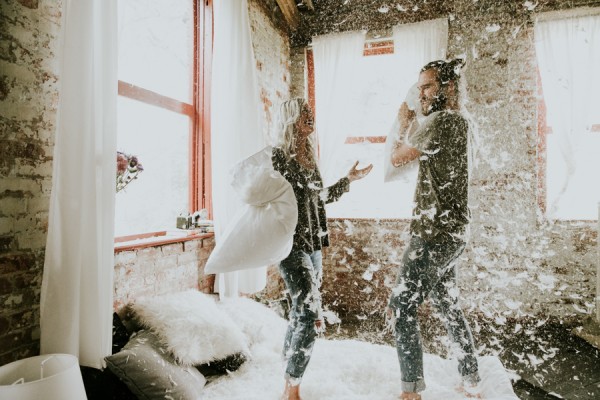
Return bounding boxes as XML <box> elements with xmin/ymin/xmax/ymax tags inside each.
<box><xmin>105</xmin><ymin>330</ymin><xmax>206</xmax><ymax>400</ymax></box>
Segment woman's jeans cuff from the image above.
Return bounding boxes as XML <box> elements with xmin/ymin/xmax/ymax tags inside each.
<box><xmin>462</xmin><ymin>371</ymin><xmax>481</xmax><ymax>386</ymax></box>
<box><xmin>401</xmin><ymin>378</ymin><xmax>426</xmax><ymax>393</ymax></box>
<box><xmin>284</xmin><ymin>373</ymin><xmax>302</xmax><ymax>386</ymax></box>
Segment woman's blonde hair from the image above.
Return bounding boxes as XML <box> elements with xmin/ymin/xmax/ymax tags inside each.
<box><xmin>277</xmin><ymin>98</ymin><xmax>316</xmax><ymax>162</ymax></box>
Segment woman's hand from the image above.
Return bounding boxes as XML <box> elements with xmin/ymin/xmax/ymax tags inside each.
<box><xmin>347</xmin><ymin>161</ymin><xmax>373</xmax><ymax>182</ymax></box>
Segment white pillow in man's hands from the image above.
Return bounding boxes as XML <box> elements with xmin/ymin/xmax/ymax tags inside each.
<box><xmin>205</xmin><ymin>146</ymin><xmax>298</xmax><ymax>274</ymax></box>
<box><xmin>383</xmin><ymin>83</ymin><xmax>421</xmax><ymax>183</ymax></box>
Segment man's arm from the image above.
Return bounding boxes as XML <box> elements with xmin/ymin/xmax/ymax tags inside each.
<box><xmin>391</xmin><ymin>142</ymin><xmax>420</xmax><ymax>167</ymax></box>
<box><xmin>391</xmin><ymin>102</ymin><xmax>421</xmax><ymax>167</ymax></box>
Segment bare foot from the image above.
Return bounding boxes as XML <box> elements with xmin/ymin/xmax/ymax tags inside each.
<box><xmin>281</xmin><ymin>381</ymin><xmax>301</xmax><ymax>400</ymax></box>
<box><xmin>315</xmin><ymin>318</ymin><xmax>325</xmax><ymax>334</ymax></box>
<box><xmin>399</xmin><ymin>392</ymin><xmax>421</xmax><ymax>400</ymax></box>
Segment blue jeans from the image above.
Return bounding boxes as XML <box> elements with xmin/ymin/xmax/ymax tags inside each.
<box><xmin>279</xmin><ymin>250</ymin><xmax>323</xmax><ymax>383</ymax></box>
<box><xmin>389</xmin><ymin>234</ymin><xmax>479</xmax><ymax>393</ymax></box>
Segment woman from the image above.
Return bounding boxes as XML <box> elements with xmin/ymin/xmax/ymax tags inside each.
<box><xmin>272</xmin><ymin>98</ymin><xmax>372</xmax><ymax>400</ymax></box>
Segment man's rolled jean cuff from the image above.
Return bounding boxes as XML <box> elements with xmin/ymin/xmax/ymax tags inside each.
<box><xmin>401</xmin><ymin>378</ymin><xmax>426</xmax><ymax>393</ymax></box>
<box><xmin>462</xmin><ymin>372</ymin><xmax>481</xmax><ymax>386</ymax></box>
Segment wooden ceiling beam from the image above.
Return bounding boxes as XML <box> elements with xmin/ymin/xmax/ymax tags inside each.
<box><xmin>275</xmin><ymin>0</ymin><xmax>299</xmax><ymax>30</ymax></box>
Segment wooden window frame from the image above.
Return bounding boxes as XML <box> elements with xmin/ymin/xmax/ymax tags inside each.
<box><xmin>537</xmin><ymin>69</ymin><xmax>548</xmax><ymax>214</ymax></box>
<box><xmin>116</xmin><ymin>0</ymin><xmax>213</xmax><ymax>250</ymax></box>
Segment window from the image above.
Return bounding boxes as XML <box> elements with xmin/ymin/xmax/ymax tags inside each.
<box><xmin>536</xmin><ymin>11</ymin><xmax>600</xmax><ymax>220</ymax></box>
<box><xmin>115</xmin><ymin>0</ymin><xmax>212</xmax><ymax>238</ymax></box>
<box><xmin>308</xmin><ymin>19</ymin><xmax>448</xmax><ymax>219</ymax></box>
<box><xmin>309</xmin><ymin>41</ymin><xmax>417</xmax><ymax>219</ymax></box>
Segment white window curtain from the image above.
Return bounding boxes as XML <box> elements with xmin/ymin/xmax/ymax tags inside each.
<box><xmin>392</xmin><ymin>18</ymin><xmax>448</xmax><ymax>84</ymax></box>
<box><xmin>211</xmin><ymin>0</ymin><xmax>267</xmax><ymax>297</ymax></box>
<box><xmin>314</xmin><ymin>20</ymin><xmax>447</xmax><ymax>218</ymax></box>
<box><xmin>535</xmin><ymin>11</ymin><xmax>600</xmax><ymax>218</ymax></box>
<box><xmin>40</xmin><ymin>0</ymin><xmax>117</xmax><ymax>369</ymax></box>
<box><xmin>312</xmin><ymin>31</ymin><xmax>366</xmax><ymax>184</ymax></box>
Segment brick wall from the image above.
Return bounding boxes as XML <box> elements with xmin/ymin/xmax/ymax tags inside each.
<box><xmin>113</xmin><ymin>237</ymin><xmax>216</xmax><ymax>316</ymax></box>
<box><xmin>263</xmin><ymin>0</ymin><xmax>600</xmax><ymax>327</ymax></box>
<box><xmin>0</xmin><ymin>0</ymin><xmax>291</xmax><ymax>365</ymax></box>
<box><xmin>0</xmin><ymin>0</ymin><xmax>61</xmax><ymax>366</ymax></box>
<box><xmin>249</xmin><ymin>0</ymin><xmax>291</xmax><ymax>140</ymax></box>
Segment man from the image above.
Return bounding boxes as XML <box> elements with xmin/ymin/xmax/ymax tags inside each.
<box><xmin>388</xmin><ymin>59</ymin><xmax>481</xmax><ymax>400</ymax></box>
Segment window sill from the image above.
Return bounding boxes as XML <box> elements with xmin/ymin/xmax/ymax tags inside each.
<box><xmin>114</xmin><ymin>230</ymin><xmax>214</xmax><ymax>253</ymax></box>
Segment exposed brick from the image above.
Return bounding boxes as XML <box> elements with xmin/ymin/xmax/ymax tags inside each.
<box><xmin>15</xmin><ymin>231</ymin><xmax>47</xmax><ymax>250</ymax></box>
<box><xmin>202</xmin><ymin>237</ymin><xmax>215</xmax><ymax>248</ymax></box>
<box><xmin>0</xmin><ymin>198</ymin><xmax>28</xmax><ymax>218</ymax></box>
<box><xmin>182</xmin><ymin>239</ymin><xmax>201</xmax><ymax>252</ymax></box>
<box><xmin>176</xmin><ymin>250</ymin><xmax>201</xmax><ymax>265</ymax></box>
<box><xmin>0</xmin><ymin>178</ymin><xmax>40</xmax><ymax>197</ymax></box>
<box><xmin>160</xmin><ymin>242</ymin><xmax>184</xmax><ymax>256</ymax></box>
<box><xmin>0</xmin><ymin>276</ymin><xmax>12</xmax><ymax>296</ymax></box>
<box><xmin>0</xmin><ymin>316</ymin><xmax>9</xmax><ymax>336</ymax></box>
<box><xmin>0</xmin><ymin>218</ymin><xmax>14</xmax><ymax>235</ymax></box>
<box><xmin>114</xmin><ymin>250</ymin><xmax>137</xmax><ymax>265</ymax></box>
<box><xmin>0</xmin><ymin>252</ymin><xmax>36</xmax><ymax>274</ymax></box>
<box><xmin>135</xmin><ymin>246</ymin><xmax>161</xmax><ymax>261</ymax></box>
<box><xmin>17</xmin><ymin>0</ymin><xmax>39</xmax><ymax>10</ymax></box>
<box><xmin>113</xmin><ymin>238</ymin><xmax>216</xmax><ymax>312</ymax></box>
<box><xmin>0</xmin><ymin>236</ymin><xmax>16</xmax><ymax>253</ymax></box>
<box><xmin>153</xmin><ymin>254</ymin><xmax>179</xmax><ymax>271</ymax></box>
<box><xmin>0</xmin><ymin>75</ymin><xmax>10</xmax><ymax>100</ymax></box>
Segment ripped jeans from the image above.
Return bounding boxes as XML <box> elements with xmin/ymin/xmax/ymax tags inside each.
<box><xmin>279</xmin><ymin>250</ymin><xmax>323</xmax><ymax>383</ymax></box>
<box><xmin>388</xmin><ymin>234</ymin><xmax>479</xmax><ymax>393</ymax></box>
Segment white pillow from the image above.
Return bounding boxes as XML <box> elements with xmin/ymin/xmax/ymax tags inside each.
<box><xmin>130</xmin><ymin>290</ymin><xmax>249</xmax><ymax>366</ymax></box>
<box><xmin>205</xmin><ymin>146</ymin><xmax>298</xmax><ymax>274</ymax></box>
<box><xmin>230</xmin><ymin>147</ymin><xmax>290</xmax><ymax>206</ymax></box>
<box><xmin>384</xmin><ymin>83</ymin><xmax>421</xmax><ymax>183</ymax></box>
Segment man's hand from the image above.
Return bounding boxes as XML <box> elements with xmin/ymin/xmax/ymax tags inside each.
<box><xmin>347</xmin><ymin>161</ymin><xmax>373</xmax><ymax>182</ymax></box>
<box><xmin>398</xmin><ymin>102</ymin><xmax>416</xmax><ymax>131</ymax></box>
<box><xmin>391</xmin><ymin>142</ymin><xmax>420</xmax><ymax>168</ymax></box>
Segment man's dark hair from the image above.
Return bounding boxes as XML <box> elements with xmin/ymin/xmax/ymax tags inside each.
<box><xmin>420</xmin><ymin>58</ymin><xmax>466</xmax><ymax>85</ymax></box>
<box><xmin>420</xmin><ymin>58</ymin><xmax>466</xmax><ymax>112</ymax></box>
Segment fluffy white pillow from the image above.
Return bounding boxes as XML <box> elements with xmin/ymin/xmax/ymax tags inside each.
<box><xmin>205</xmin><ymin>146</ymin><xmax>298</xmax><ymax>274</ymax></box>
<box><xmin>130</xmin><ymin>290</ymin><xmax>249</xmax><ymax>366</ymax></box>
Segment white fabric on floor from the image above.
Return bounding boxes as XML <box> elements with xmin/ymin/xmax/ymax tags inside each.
<box><xmin>204</xmin><ymin>301</ymin><xmax>519</xmax><ymax>400</ymax></box>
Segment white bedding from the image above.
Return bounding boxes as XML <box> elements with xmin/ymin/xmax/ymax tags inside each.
<box><xmin>205</xmin><ymin>300</ymin><xmax>519</xmax><ymax>400</ymax></box>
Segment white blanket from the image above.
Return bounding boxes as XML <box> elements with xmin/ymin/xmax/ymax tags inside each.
<box><xmin>205</xmin><ymin>300</ymin><xmax>519</xmax><ymax>400</ymax></box>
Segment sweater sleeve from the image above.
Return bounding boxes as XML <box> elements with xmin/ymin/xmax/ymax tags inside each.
<box><xmin>272</xmin><ymin>147</ymin><xmax>287</xmax><ymax>177</ymax></box>
<box><xmin>321</xmin><ymin>177</ymin><xmax>350</xmax><ymax>204</ymax></box>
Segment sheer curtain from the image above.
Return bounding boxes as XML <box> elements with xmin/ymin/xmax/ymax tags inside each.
<box><xmin>535</xmin><ymin>12</ymin><xmax>600</xmax><ymax>218</ymax></box>
<box><xmin>393</xmin><ymin>18</ymin><xmax>448</xmax><ymax>84</ymax></box>
<box><xmin>312</xmin><ymin>31</ymin><xmax>366</xmax><ymax>184</ymax></box>
<box><xmin>211</xmin><ymin>0</ymin><xmax>267</xmax><ymax>297</ymax></box>
<box><xmin>40</xmin><ymin>0</ymin><xmax>117</xmax><ymax>369</ymax></box>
